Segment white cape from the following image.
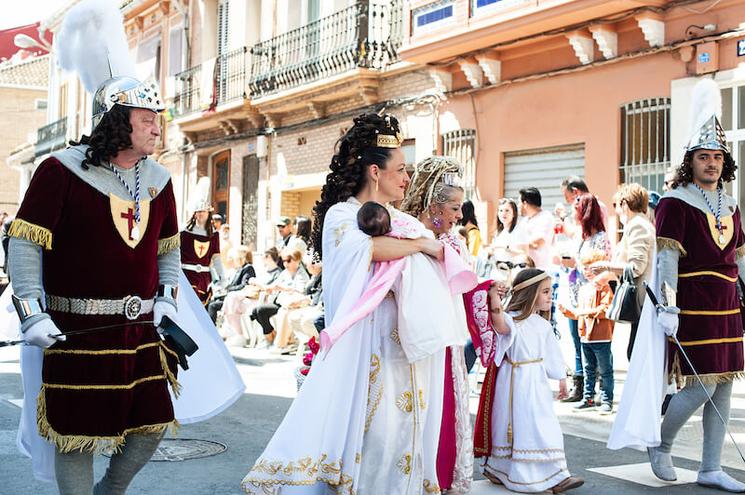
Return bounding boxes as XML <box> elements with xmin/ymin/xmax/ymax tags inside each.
<box><xmin>1</xmin><ymin>271</ymin><xmax>244</xmax><ymax>482</ymax></box>
<box><xmin>607</xmin><ymin>247</ymin><xmax>668</xmax><ymax>450</ymax></box>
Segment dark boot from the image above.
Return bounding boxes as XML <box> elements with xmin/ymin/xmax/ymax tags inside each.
<box><xmin>562</xmin><ymin>375</ymin><xmax>583</xmax><ymax>403</ymax></box>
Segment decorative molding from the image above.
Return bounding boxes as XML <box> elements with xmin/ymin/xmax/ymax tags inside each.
<box><xmin>589</xmin><ymin>25</ymin><xmax>617</xmax><ymax>59</ymax></box>
<box><xmin>475</xmin><ymin>53</ymin><xmax>501</xmax><ymax>85</ymax></box>
<box><xmin>429</xmin><ymin>68</ymin><xmax>453</xmax><ymax>93</ymax></box>
<box><xmin>458</xmin><ymin>58</ymin><xmax>483</xmax><ymax>89</ymax></box>
<box><xmin>566</xmin><ymin>31</ymin><xmax>595</xmax><ymax>65</ymax></box>
<box><xmin>637</xmin><ymin>15</ymin><xmax>665</xmax><ymax>48</ymax></box>
<box><xmin>307</xmin><ymin>102</ymin><xmax>326</xmax><ymax>119</ymax></box>
<box><xmin>264</xmin><ymin>113</ymin><xmax>282</xmax><ymax>128</ymax></box>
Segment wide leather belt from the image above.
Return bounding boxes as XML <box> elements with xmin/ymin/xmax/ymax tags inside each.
<box><xmin>182</xmin><ymin>263</ymin><xmax>210</xmax><ymax>273</ymax></box>
<box><xmin>45</xmin><ymin>294</ymin><xmax>154</xmax><ymax>320</ymax></box>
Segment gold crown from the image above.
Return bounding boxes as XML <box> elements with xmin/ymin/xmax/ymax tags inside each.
<box><xmin>376</xmin><ymin>132</ymin><xmax>403</xmax><ymax>149</ymax></box>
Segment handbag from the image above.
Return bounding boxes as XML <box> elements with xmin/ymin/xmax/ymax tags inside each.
<box><xmin>606</xmin><ymin>265</ymin><xmax>640</xmax><ymax>323</ymax></box>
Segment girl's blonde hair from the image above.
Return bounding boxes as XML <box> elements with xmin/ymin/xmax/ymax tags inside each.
<box><xmin>505</xmin><ymin>268</ymin><xmax>550</xmax><ymax>322</ymax></box>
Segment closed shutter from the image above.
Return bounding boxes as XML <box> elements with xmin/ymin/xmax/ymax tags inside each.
<box><xmin>217</xmin><ymin>0</ymin><xmax>230</xmax><ymax>57</ymax></box>
<box><xmin>504</xmin><ymin>144</ymin><xmax>585</xmax><ymax>209</ymax></box>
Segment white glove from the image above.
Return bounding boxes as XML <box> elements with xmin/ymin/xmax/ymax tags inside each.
<box><xmin>657</xmin><ymin>306</ymin><xmax>680</xmax><ymax>337</ymax></box>
<box><xmin>23</xmin><ymin>316</ymin><xmax>65</xmax><ymax>348</ymax></box>
<box><xmin>153</xmin><ymin>300</ymin><xmax>178</xmax><ymax>333</ymax></box>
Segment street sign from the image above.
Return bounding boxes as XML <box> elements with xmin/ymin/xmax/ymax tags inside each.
<box><xmin>738</xmin><ymin>39</ymin><xmax>745</xmax><ymax>57</ymax></box>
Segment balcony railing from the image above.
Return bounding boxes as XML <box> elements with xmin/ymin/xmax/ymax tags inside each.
<box><xmin>173</xmin><ymin>46</ymin><xmax>247</xmax><ymax>118</ymax></box>
<box><xmin>35</xmin><ymin>117</ymin><xmax>67</xmax><ymax>157</ymax></box>
<box><xmin>249</xmin><ymin>0</ymin><xmax>403</xmax><ymax>98</ymax></box>
<box><xmin>173</xmin><ymin>65</ymin><xmax>201</xmax><ymax>117</ymax></box>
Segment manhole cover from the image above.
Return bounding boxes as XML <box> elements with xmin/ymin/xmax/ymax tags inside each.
<box><xmin>150</xmin><ymin>438</ymin><xmax>227</xmax><ymax>462</ymax></box>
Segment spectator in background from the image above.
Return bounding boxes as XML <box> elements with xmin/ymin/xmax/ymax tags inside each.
<box><xmin>518</xmin><ymin>187</ymin><xmax>555</xmax><ymax>270</ymax></box>
<box><xmin>219</xmin><ymin>224</ymin><xmax>235</xmax><ymax>272</ymax></box>
<box><xmin>459</xmin><ymin>200</ymin><xmax>481</xmax><ymax>258</ymax></box>
<box><xmin>212</xmin><ymin>213</ymin><xmax>224</xmax><ymax>230</ymax></box>
<box><xmin>481</xmin><ymin>198</ymin><xmax>527</xmax><ymax>280</ymax></box>
<box><xmin>561</xmin><ymin>194</ymin><xmax>611</xmax><ymax>403</ymax></box>
<box><xmin>1</xmin><ymin>215</ymin><xmax>12</xmax><ymax>275</ymax></box>
<box><xmin>293</xmin><ymin>216</ymin><xmax>312</xmax><ymax>255</ymax></box>
<box><xmin>589</xmin><ymin>183</ymin><xmax>654</xmax><ymax>360</ymax></box>
<box><xmin>647</xmin><ymin>190</ymin><xmax>661</xmax><ymax>224</ymax></box>
<box><xmin>220</xmin><ymin>247</ymin><xmax>283</xmax><ymax>343</ymax></box>
<box><xmin>561</xmin><ymin>176</ymin><xmax>608</xmax><ymax>230</ymax></box>
<box><xmin>663</xmin><ymin>166</ymin><xmax>677</xmax><ymax>192</ymax></box>
<box><xmin>208</xmin><ymin>245</ymin><xmax>257</xmax><ymax>324</ymax></box>
<box><xmin>250</xmin><ymin>248</ymin><xmax>310</xmax><ymax>346</ymax></box>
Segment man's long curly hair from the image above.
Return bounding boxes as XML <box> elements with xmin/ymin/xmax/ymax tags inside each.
<box><xmin>311</xmin><ymin>113</ymin><xmax>401</xmax><ymax>258</ymax></box>
<box><xmin>670</xmin><ymin>149</ymin><xmax>737</xmax><ymax>189</ymax></box>
<box><xmin>69</xmin><ymin>104</ymin><xmax>134</xmax><ymax>170</ymax></box>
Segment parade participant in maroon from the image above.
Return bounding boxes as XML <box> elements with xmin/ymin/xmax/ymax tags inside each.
<box><xmin>643</xmin><ymin>79</ymin><xmax>745</xmax><ymax>492</ymax></box>
<box><xmin>180</xmin><ymin>177</ymin><xmax>225</xmax><ymax>304</ymax></box>
<box><xmin>6</xmin><ymin>1</ymin><xmax>181</xmax><ymax>492</ymax></box>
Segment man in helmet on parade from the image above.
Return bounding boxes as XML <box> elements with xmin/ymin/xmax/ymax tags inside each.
<box><xmin>643</xmin><ymin>79</ymin><xmax>745</xmax><ymax>492</ymax></box>
<box><xmin>6</xmin><ymin>2</ymin><xmax>182</xmax><ymax>492</ymax></box>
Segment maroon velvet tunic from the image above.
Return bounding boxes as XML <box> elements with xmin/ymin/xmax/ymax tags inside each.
<box><xmin>656</xmin><ymin>196</ymin><xmax>745</xmax><ymax>384</ymax></box>
<box><xmin>12</xmin><ymin>157</ymin><xmax>180</xmax><ymax>452</ymax></box>
<box><xmin>180</xmin><ymin>230</ymin><xmax>219</xmax><ymax>302</ymax></box>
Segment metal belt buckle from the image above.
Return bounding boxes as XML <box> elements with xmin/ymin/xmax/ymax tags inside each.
<box><xmin>123</xmin><ymin>295</ymin><xmax>142</xmax><ymax>320</ymax></box>
<box><xmin>196</xmin><ymin>265</ymin><xmax>205</xmax><ymax>273</ymax></box>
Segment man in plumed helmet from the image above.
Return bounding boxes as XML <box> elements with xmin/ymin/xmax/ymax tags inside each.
<box><xmin>7</xmin><ymin>0</ymin><xmax>181</xmax><ymax>492</ymax></box>
<box><xmin>644</xmin><ymin>78</ymin><xmax>745</xmax><ymax>492</ymax></box>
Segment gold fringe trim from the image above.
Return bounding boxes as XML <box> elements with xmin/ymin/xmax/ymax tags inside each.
<box><xmin>8</xmin><ymin>218</ymin><xmax>52</xmax><ymax>250</ymax></box>
<box><xmin>682</xmin><ymin>371</ymin><xmax>745</xmax><ymax>387</ymax></box>
<box><xmin>657</xmin><ymin>237</ymin><xmax>687</xmax><ymax>257</ymax></box>
<box><xmin>738</xmin><ymin>245</ymin><xmax>745</xmax><ymax>258</ymax></box>
<box><xmin>680</xmin><ymin>309</ymin><xmax>741</xmax><ymax>316</ymax></box>
<box><xmin>36</xmin><ymin>388</ymin><xmax>178</xmax><ymax>454</ymax></box>
<box><xmin>159</xmin><ymin>343</ymin><xmax>181</xmax><ymax>398</ymax></box>
<box><xmin>157</xmin><ymin>233</ymin><xmax>180</xmax><ymax>256</ymax></box>
<box><xmin>670</xmin><ymin>336</ymin><xmax>743</xmax><ymax>346</ymax></box>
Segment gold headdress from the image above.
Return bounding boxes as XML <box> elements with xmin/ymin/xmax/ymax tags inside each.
<box><xmin>375</xmin><ymin>114</ymin><xmax>404</xmax><ymax>148</ymax></box>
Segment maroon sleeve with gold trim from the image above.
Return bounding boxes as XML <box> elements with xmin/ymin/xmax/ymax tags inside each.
<box><xmin>655</xmin><ymin>198</ymin><xmax>688</xmax><ymax>256</ymax></box>
<box><xmin>10</xmin><ymin>158</ymin><xmax>71</xmax><ymax>250</ymax></box>
<box><xmin>156</xmin><ymin>181</ymin><xmax>180</xmax><ymax>256</ymax></box>
<box><xmin>209</xmin><ymin>231</ymin><xmax>221</xmax><ymax>259</ymax></box>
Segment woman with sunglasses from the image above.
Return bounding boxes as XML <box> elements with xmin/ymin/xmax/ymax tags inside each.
<box><xmin>484</xmin><ymin>198</ymin><xmax>529</xmax><ymax>283</ymax></box>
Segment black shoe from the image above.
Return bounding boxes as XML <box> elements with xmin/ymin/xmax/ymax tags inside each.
<box><xmin>573</xmin><ymin>398</ymin><xmax>596</xmax><ymax>411</ymax></box>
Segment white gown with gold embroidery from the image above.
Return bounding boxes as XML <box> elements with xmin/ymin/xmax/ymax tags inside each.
<box><xmin>483</xmin><ymin>313</ymin><xmax>569</xmax><ymax>493</ymax></box>
<box><xmin>242</xmin><ymin>198</ymin><xmax>445</xmax><ymax>494</ymax></box>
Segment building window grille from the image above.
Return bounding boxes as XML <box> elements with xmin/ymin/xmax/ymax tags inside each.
<box><xmin>620</xmin><ymin>98</ymin><xmax>671</xmax><ymax>193</ymax></box>
<box><xmin>413</xmin><ymin>1</ymin><xmax>454</xmax><ymax>33</ymax></box>
<box><xmin>442</xmin><ymin>129</ymin><xmax>477</xmax><ymax>200</ymax></box>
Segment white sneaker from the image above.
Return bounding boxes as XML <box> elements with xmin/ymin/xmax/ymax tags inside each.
<box><xmin>698</xmin><ymin>470</ymin><xmax>745</xmax><ymax>493</ymax></box>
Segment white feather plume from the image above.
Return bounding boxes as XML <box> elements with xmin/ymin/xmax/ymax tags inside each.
<box><xmin>688</xmin><ymin>77</ymin><xmax>722</xmax><ymax>139</ymax></box>
<box><xmin>56</xmin><ymin>0</ymin><xmax>137</xmax><ymax>93</ymax></box>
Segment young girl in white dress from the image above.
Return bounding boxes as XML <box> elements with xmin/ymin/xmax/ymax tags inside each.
<box><xmin>481</xmin><ymin>268</ymin><xmax>584</xmax><ymax>493</ymax></box>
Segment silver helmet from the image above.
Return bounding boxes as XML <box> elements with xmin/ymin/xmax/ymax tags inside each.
<box><xmin>92</xmin><ymin>76</ymin><xmax>164</xmax><ymax>129</ymax></box>
<box><xmin>685</xmin><ymin>78</ymin><xmax>730</xmax><ymax>156</ymax></box>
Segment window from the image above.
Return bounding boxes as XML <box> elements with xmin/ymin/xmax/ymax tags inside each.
<box><xmin>413</xmin><ymin>1</ymin><xmax>454</xmax><ymax>33</ymax></box>
<box><xmin>471</xmin><ymin>0</ymin><xmax>526</xmax><ymax>16</ymax></box>
<box><xmin>217</xmin><ymin>0</ymin><xmax>230</xmax><ymax>58</ymax></box>
<box><xmin>442</xmin><ymin>129</ymin><xmax>477</xmax><ymax>200</ymax></box>
<box><xmin>35</xmin><ymin>99</ymin><xmax>47</xmax><ymax>110</ymax></box>
<box><xmin>720</xmin><ymin>82</ymin><xmax>745</xmax><ymax>211</ymax></box>
<box><xmin>212</xmin><ymin>150</ymin><xmax>231</xmax><ymax>222</ymax></box>
<box><xmin>168</xmin><ymin>25</ymin><xmax>184</xmax><ymax>77</ymax></box>
<box><xmin>619</xmin><ymin>98</ymin><xmax>671</xmax><ymax>193</ymax></box>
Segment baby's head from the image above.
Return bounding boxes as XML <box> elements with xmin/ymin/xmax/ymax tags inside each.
<box><xmin>358</xmin><ymin>201</ymin><xmax>391</xmax><ymax>237</ymax></box>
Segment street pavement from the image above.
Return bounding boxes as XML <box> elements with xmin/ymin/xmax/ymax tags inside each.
<box><xmin>1</xmin><ymin>323</ymin><xmax>745</xmax><ymax>494</ymax></box>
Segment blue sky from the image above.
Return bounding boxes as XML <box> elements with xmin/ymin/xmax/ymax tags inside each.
<box><xmin>0</xmin><ymin>0</ymin><xmax>69</xmax><ymax>30</ymax></box>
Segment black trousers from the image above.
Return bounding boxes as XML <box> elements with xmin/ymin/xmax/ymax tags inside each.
<box><xmin>627</xmin><ymin>320</ymin><xmax>639</xmax><ymax>361</ymax></box>
<box><xmin>252</xmin><ymin>303</ymin><xmax>280</xmax><ymax>334</ymax></box>
<box><xmin>207</xmin><ymin>296</ymin><xmax>225</xmax><ymax>323</ymax></box>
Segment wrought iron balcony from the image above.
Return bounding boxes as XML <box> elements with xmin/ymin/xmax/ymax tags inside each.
<box><xmin>173</xmin><ymin>46</ymin><xmax>247</xmax><ymax>118</ymax></box>
<box><xmin>35</xmin><ymin>117</ymin><xmax>67</xmax><ymax>157</ymax></box>
<box><xmin>249</xmin><ymin>0</ymin><xmax>403</xmax><ymax>98</ymax></box>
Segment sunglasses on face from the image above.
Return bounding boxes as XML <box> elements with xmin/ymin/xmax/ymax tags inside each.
<box><xmin>496</xmin><ymin>261</ymin><xmax>528</xmax><ymax>269</ymax></box>
<box><xmin>282</xmin><ymin>258</ymin><xmax>293</xmax><ymax>263</ymax></box>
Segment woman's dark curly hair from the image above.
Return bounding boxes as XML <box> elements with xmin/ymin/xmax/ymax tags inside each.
<box><xmin>69</xmin><ymin>104</ymin><xmax>134</xmax><ymax>170</ymax></box>
<box><xmin>671</xmin><ymin>149</ymin><xmax>737</xmax><ymax>189</ymax></box>
<box><xmin>311</xmin><ymin>113</ymin><xmax>401</xmax><ymax>257</ymax></box>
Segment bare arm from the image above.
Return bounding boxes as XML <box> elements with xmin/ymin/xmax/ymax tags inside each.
<box><xmin>371</xmin><ymin>236</ymin><xmax>443</xmax><ymax>262</ymax></box>
<box><xmin>487</xmin><ymin>283</ymin><xmax>511</xmax><ymax>335</ymax></box>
